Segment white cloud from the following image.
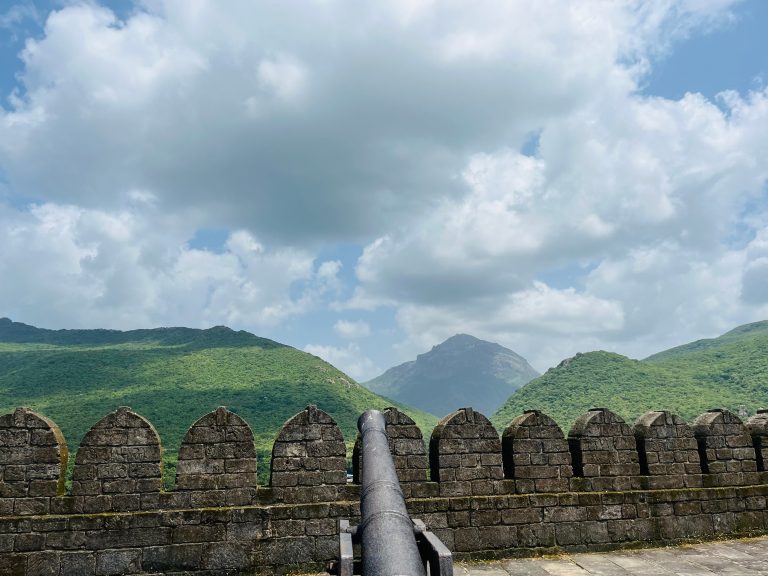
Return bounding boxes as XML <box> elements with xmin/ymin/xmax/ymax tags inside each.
<box><xmin>350</xmin><ymin>68</ymin><xmax>768</xmax><ymax>370</ymax></box>
<box><xmin>438</xmin><ymin>30</ymin><xmax>505</xmax><ymax>63</ymax></box>
<box><xmin>0</xmin><ymin>202</ymin><xmax>333</xmax><ymax>331</ymax></box>
<box><xmin>497</xmin><ymin>283</ymin><xmax>624</xmax><ymax>333</ymax></box>
<box><xmin>386</xmin><ymin>0</ymin><xmax>435</xmax><ymax>27</ymax></box>
<box><xmin>583</xmin><ymin>242</ymin><xmax>750</xmax><ymax>357</ymax></box>
<box><xmin>0</xmin><ymin>0</ymin><xmax>743</xmax><ymax>244</ymax></box>
<box><xmin>303</xmin><ymin>342</ymin><xmax>378</xmax><ymax>382</ymax></box>
<box><xmin>334</xmin><ymin>319</ymin><xmax>371</xmax><ymax>340</ymax></box>
<box><xmin>317</xmin><ymin>260</ymin><xmax>342</xmax><ymax>284</ymax></box>
<box><xmin>257</xmin><ymin>53</ymin><xmax>307</xmax><ymax>102</ymax></box>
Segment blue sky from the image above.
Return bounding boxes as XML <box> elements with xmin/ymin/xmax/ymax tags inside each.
<box><xmin>0</xmin><ymin>0</ymin><xmax>767</xmax><ymax>381</ymax></box>
<box><xmin>644</xmin><ymin>0</ymin><xmax>768</xmax><ymax>101</ymax></box>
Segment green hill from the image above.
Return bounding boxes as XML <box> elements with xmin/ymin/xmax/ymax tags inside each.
<box><xmin>492</xmin><ymin>320</ymin><xmax>768</xmax><ymax>433</ymax></box>
<box><xmin>0</xmin><ymin>318</ymin><xmax>437</xmax><ymax>485</ymax></box>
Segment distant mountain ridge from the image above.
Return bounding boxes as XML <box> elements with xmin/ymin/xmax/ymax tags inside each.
<box><xmin>0</xmin><ymin>317</ymin><xmax>279</xmax><ymax>349</ymax></box>
<box><xmin>365</xmin><ymin>334</ymin><xmax>539</xmax><ymax>417</ymax></box>
<box><xmin>492</xmin><ymin>320</ymin><xmax>768</xmax><ymax>433</ymax></box>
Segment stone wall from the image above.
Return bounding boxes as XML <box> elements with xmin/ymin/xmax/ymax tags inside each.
<box><xmin>2</xmin><ymin>404</ymin><xmax>768</xmax><ymax>575</ymax></box>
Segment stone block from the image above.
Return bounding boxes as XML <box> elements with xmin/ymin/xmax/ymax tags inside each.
<box><xmin>95</xmin><ymin>548</ymin><xmax>142</xmax><ymax>576</ymax></box>
<box><xmin>173</xmin><ymin>524</ymin><xmax>225</xmax><ymax>544</ymax></box>
<box><xmin>26</xmin><ymin>551</ymin><xmax>59</xmax><ymax>576</ymax></box>
<box><xmin>142</xmin><ymin>544</ymin><xmax>203</xmax><ymax>571</ymax></box>
<box><xmin>60</xmin><ymin>552</ymin><xmax>95</xmax><ymax>576</ymax></box>
<box><xmin>202</xmin><ymin>541</ymin><xmax>250</xmax><ymax>570</ymax></box>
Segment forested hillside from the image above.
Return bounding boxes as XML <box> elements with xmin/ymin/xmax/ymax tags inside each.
<box><xmin>493</xmin><ymin>321</ymin><xmax>768</xmax><ymax>433</ymax></box>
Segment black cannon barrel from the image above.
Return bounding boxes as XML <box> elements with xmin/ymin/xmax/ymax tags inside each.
<box><xmin>358</xmin><ymin>410</ymin><xmax>426</xmax><ymax>576</ymax></box>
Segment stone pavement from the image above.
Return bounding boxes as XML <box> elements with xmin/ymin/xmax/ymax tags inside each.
<box><xmin>457</xmin><ymin>536</ymin><xmax>768</xmax><ymax>575</ymax></box>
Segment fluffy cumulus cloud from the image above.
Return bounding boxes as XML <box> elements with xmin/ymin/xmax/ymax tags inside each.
<box><xmin>0</xmin><ymin>200</ymin><xmax>340</xmax><ymax>330</ymax></box>
<box><xmin>355</xmin><ymin>87</ymin><xmax>768</xmax><ymax>369</ymax></box>
<box><xmin>2</xmin><ymin>0</ymin><xmax>739</xmax><ymax>242</ymax></box>
<box><xmin>1</xmin><ymin>0</ymin><xmax>767</xmax><ymax>377</ymax></box>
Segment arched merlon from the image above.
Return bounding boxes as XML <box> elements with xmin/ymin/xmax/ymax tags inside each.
<box><xmin>270</xmin><ymin>405</ymin><xmax>347</xmax><ymax>503</ymax></box>
<box><xmin>693</xmin><ymin>408</ymin><xmax>757</xmax><ymax>486</ymax></box>
<box><xmin>502</xmin><ymin>409</ymin><xmax>571</xmax><ymax>493</ymax></box>
<box><xmin>568</xmin><ymin>408</ymin><xmax>640</xmax><ymax>491</ymax></box>
<box><xmin>634</xmin><ymin>410</ymin><xmax>701</xmax><ymax>489</ymax></box>
<box><xmin>0</xmin><ymin>407</ymin><xmax>68</xmax><ymax>498</ymax></box>
<box><xmin>71</xmin><ymin>406</ymin><xmax>162</xmax><ymax>512</ymax></box>
<box><xmin>747</xmin><ymin>409</ymin><xmax>768</xmax><ymax>472</ymax></box>
<box><xmin>352</xmin><ymin>407</ymin><xmax>428</xmax><ymax>496</ymax></box>
<box><xmin>176</xmin><ymin>406</ymin><xmax>257</xmax><ymax>491</ymax></box>
<box><xmin>429</xmin><ymin>407</ymin><xmax>502</xmax><ymax>497</ymax></box>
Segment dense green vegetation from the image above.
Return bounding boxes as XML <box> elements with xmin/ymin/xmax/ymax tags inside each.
<box><xmin>0</xmin><ymin>319</ymin><xmax>437</xmax><ymax>486</ymax></box>
<box><xmin>492</xmin><ymin>320</ymin><xmax>768</xmax><ymax>434</ymax></box>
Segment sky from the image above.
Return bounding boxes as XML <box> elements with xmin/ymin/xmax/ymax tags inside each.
<box><xmin>0</xmin><ymin>0</ymin><xmax>767</xmax><ymax>382</ymax></box>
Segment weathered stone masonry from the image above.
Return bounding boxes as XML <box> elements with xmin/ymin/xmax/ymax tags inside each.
<box><xmin>3</xmin><ymin>404</ymin><xmax>768</xmax><ymax>574</ymax></box>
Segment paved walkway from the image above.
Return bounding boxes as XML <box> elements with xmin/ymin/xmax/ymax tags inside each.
<box><xmin>458</xmin><ymin>536</ymin><xmax>768</xmax><ymax>575</ymax></box>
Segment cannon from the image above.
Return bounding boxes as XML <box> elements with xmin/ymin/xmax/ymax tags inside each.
<box><xmin>337</xmin><ymin>409</ymin><xmax>452</xmax><ymax>576</ymax></box>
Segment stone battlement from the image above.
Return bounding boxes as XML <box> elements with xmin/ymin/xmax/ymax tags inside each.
<box><xmin>2</xmin><ymin>404</ymin><xmax>768</xmax><ymax>574</ymax></box>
